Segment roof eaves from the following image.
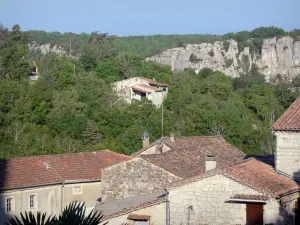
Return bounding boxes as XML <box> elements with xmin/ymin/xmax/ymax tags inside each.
<box><xmin>103</xmin><ymin>198</ymin><xmax>166</xmax><ymax>220</ymax></box>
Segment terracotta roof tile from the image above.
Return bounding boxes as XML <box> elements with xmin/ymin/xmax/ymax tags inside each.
<box><xmin>224</xmin><ymin>158</ymin><xmax>300</xmax><ymax>197</ymax></box>
<box><xmin>127</xmin><ymin>214</ymin><xmax>151</xmax><ymax>220</ymax></box>
<box><xmin>141</xmin><ymin>136</ymin><xmax>245</xmax><ymax>178</ymax></box>
<box><xmin>272</xmin><ymin>97</ymin><xmax>300</xmax><ymax>131</ymax></box>
<box><xmin>131</xmin><ymin>84</ymin><xmax>160</xmax><ymax>93</ymax></box>
<box><xmin>137</xmin><ymin>77</ymin><xmax>168</xmax><ymax>87</ymax></box>
<box><xmin>0</xmin><ymin>150</ymin><xmax>131</xmax><ymax>190</ymax></box>
<box><xmin>231</xmin><ymin>194</ymin><xmax>269</xmax><ymax>201</ymax></box>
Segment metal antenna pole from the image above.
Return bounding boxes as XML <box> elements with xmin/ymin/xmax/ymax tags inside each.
<box><xmin>161</xmin><ymin>102</ymin><xmax>164</xmax><ymax>138</ymax></box>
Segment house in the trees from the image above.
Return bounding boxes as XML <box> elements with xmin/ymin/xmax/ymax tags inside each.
<box><xmin>0</xmin><ymin>150</ymin><xmax>131</xmax><ymax>224</ymax></box>
<box><xmin>112</xmin><ymin>77</ymin><xmax>168</xmax><ymax>107</ymax></box>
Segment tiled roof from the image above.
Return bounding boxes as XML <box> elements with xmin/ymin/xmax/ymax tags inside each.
<box><xmin>137</xmin><ymin>77</ymin><xmax>168</xmax><ymax>87</ymax></box>
<box><xmin>127</xmin><ymin>214</ymin><xmax>151</xmax><ymax>221</ymax></box>
<box><xmin>141</xmin><ymin>136</ymin><xmax>245</xmax><ymax>178</ymax></box>
<box><xmin>131</xmin><ymin>84</ymin><xmax>160</xmax><ymax>93</ymax></box>
<box><xmin>0</xmin><ymin>150</ymin><xmax>131</xmax><ymax>190</ymax></box>
<box><xmin>231</xmin><ymin>194</ymin><xmax>269</xmax><ymax>201</ymax></box>
<box><xmin>166</xmin><ymin>158</ymin><xmax>299</xmax><ymax>197</ymax></box>
<box><xmin>95</xmin><ymin>191</ymin><xmax>166</xmax><ymax>220</ymax></box>
<box><xmin>223</xmin><ymin>158</ymin><xmax>299</xmax><ymax>197</ymax></box>
<box><xmin>272</xmin><ymin>97</ymin><xmax>300</xmax><ymax>131</ymax></box>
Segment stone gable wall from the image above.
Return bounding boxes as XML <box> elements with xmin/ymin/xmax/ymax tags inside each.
<box><xmin>101</xmin><ymin>157</ymin><xmax>180</xmax><ymax>200</ymax></box>
<box><xmin>275</xmin><ymin>131</ymin><xmax>300</xmax><ymax>179</ymax></box>
<box><xmin>103</xmin><ymin>202</ymin><xmax>166</xmax><ymax>225</ymax></box>
<box><xmin>168</xmin><ymin>174</ymin><xmax>282</xmax><ymax>225</ymax></box>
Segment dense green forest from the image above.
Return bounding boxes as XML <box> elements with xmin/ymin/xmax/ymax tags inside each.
<box><xmin>0</xmin><ymin>24</ymin><xmax>299</xmax><ymax>158</ymax></box>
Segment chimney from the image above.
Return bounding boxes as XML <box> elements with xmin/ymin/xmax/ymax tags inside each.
<box><xmin>205</xmin><ymin>155</ymin><xmax>216</xmax><ymax>172</ymax></box>
<box><xmin>170</xmin><ymin>133</ymin><xmax>175</xmax><ymax>143</ymax></box>
<box><xmin>141</xmin><ymin>132</ymin><xmax>149</xmax><ymax>148</ymax></box>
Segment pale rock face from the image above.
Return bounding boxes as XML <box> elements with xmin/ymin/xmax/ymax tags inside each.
<box><xmin>29</xmin><ymin>42</ymin><xmax>67</xmax><ymax>56</ymax></box>
<box><xmin>147</xmin><ymin>36</ymin><xmax>300</xmax><ymax>81</ymax></box>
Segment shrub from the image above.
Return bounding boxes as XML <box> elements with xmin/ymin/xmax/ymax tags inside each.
<box><xmin>225</xmin><ymin>58</ymin><xmax>234</xmax><ymax>68</ymax></box>
<box><xmin>189</xmin><ymin>53</ymin><xmax>201</xmax><ymax>63</ymax></box>
<box><xmin>223</xmin><ymin>41</ymin><xmax>230</xmax><ymax>52</ymax></box>
<box><xmin>208</xmin><ymin>49</ymin><xmax>214</xmax><ymax>57</ymax></box>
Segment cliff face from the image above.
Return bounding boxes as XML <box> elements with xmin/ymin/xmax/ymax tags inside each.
<box><xmin>146</xmin><ymin>36</ymin><xmax>300</xmax><ymax>81</ymax></box>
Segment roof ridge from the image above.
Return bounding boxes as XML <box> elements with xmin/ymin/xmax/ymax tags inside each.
<box><xmin>3</xmin><ymin>149</ymin><xmax>114</xmax><ymax>160</ymax></box>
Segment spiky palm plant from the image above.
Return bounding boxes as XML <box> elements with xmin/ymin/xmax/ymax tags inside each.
<box><xmin>6</xmin><ymin>211</ymin><xmax>54</xmax><ymax>225</ymax></box>
<box><xmin>6</xmin><ymin>202</ymin><xmax>106</xmax><ymax>225</ymax></box>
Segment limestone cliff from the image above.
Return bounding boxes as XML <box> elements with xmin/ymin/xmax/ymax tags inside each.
<box><xmin>29</xmin><ymin>42</ymin><xmax>67</xmax><ymax>56</ymax></box>
<box><xmin>146</xmin><ymin>36</ymin><xmax>300</xmax><ymax>81</ymax></box>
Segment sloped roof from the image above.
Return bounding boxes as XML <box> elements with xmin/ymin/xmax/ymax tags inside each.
<box><xmin>95</xmin><ymin>191</ymin><xmax>166</xmax><ymax>220</ymax></box>
<box><xmin>0</xmin><ymin>150</ymin><xmax>131</xmax><ymax>190</ymax></box>
<box><xmin>223</xmin><ymin>158</ymin><xmax>299</xmax><ymax>197</ymax></box>
<box><xmin>137</xmin><ymin>77</ymin><xmax>168</xmax><ymax>87</ymax></box>
<box><xmin>167</xmin><ymin>158</ymin><xmax>299</xmax><ymax>197</ymax></box>
<box><xmin>141</xmin><ymin>136</ymin><xmax>245</xmax><ymax>178</ymax></box>
<box><xmin>272</xmin><ymin>97</ymin><xmax>300</xmax><ymax>131</ymax></box>
<box><xmin>131</xmin><ymin>84</ymin><xmax>160</xmax><ymax>93</ymax></box>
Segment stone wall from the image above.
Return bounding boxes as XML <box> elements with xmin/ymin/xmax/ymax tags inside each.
<box><xmin>275</xmin><ymin>131</ymin><xmax>300</xmax><ymax>179</ymax></box>
<box><xmin>104</xmin><ymin>202</ymin><xmax>166</xmax><ymax>225</ymax></box>
<box><xmin>147</xmin><ymin>36</ymin><xmax>300</xmax><ymax>81</ymax></box>
<box><xmin>101</xmin><ymin>157</ymin><xmax>180</xmax><ymax>200</ymax></box>
<box><xmin>168</xmin><ymin>174</ymin><xmax>282</xmax><ymax>225</ymax></box>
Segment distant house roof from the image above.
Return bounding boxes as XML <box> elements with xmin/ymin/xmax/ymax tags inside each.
<box><xmin>140</xmin><ymin>136</ymin><xmax>245</xmax><ymax>178</ymax></box>
<box><xmin>167</xmin><ymin>158</ymin><xmax>299</xmax><ymax>197</ymax></box>
<box><xmin>95</xmin><ymin>191</ymin><xmax>166</xmax><ymax>220</ymax></box>
<box><xmin>137</xmin><ymin>77</ymin><xmax>168</xmax><ymax>87</ymax></box>
<box><xmin>272</xmin><ymin>97</ymin><xmax>300</xmax><ymax>131</ymax></box>
<box><xmin>131</xmin><ymin>84</ymin><xmax>160</xmax><ymax>93</ymax></box>
<box><xmin>0</xmin><ymin>150</ymin><xmax>131</xmax><ymax>191</ymax></box>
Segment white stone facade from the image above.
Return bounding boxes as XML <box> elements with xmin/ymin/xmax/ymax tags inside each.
<box><xmin>168</xmin><ymin>174</ymin><xmax>281</xmax><ymax>225</ymax></box>
<box><xmin>112</xmin><ymin>77</ymin><xmax>168</xmax><ymax>107</ymax></box>
<box><xmin>274</xmin><ymin>131</ymin><xmax>300</xmax><ymax>179</ymax></box>
<box><xmin>103</xmin><ymin>202</ymin><xmax>166</xmax><ymax>225</ymax></box>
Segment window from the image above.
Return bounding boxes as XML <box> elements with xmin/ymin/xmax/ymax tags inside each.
<box><xmin>73</xmin><ymin>186</ymin><xmax>82</xmax><ymax>195</ymax></box>
<box><xmin>29</xmin><ymin>194</ymin><xmax>38</xmax><ymax>210</ymax></box>
<box><xmin>6</xmin><ymin>198</ymin><xmax>14</xmax><ymax>212</ymax></box>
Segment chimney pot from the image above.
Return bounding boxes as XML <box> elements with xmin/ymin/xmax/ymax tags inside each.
<box><xmin>205</xmin><ymin>155</ymin><xmax>216</xmax><ymax>171</ymax></box>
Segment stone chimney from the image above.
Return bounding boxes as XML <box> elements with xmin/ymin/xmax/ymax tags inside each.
<box><xmin>141</xmin><ymin>132</ymin><xmax>149</xmax><ymax>148</ymax></box>
<box><xmin>205</xmin><ymin>155</ymin><xmax>216</xmax><ymax>171</ymax></box>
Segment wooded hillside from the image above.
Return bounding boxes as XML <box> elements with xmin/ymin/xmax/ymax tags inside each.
<box><xmin>0</xmin><ymin>24</ymin><xmax>299</xmax><ymax>158</ymax></box>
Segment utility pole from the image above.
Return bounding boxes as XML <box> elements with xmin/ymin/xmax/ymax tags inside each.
<box><xmin>161</xmin><ymin>101</ymin><xmax>164</xmax><ymax>138</ymax></box>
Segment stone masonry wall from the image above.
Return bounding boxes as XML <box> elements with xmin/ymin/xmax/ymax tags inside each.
<box><xmin>168</xmin><ymin>174</ymin><xmax>279</xmax><ymax>225</ymax></box>
<box><xmin>102</xmin><ymin>157</ymin><xmax>180</xmax><ymax>200</ymax></box>
<box><xmin>275</xmin><ymin>131</ymin><xmax>300</xmax><ymax>179</ymax></box>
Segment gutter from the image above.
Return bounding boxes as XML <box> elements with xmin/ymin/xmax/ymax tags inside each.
<box><xmin>229</xmin><ymin>199</ymin><xmax>267</xmax><ymax>203</ymax></box>
<box><xmin>0</xmin><ymin>179</ymin><xmax>101</xmax><ymax>192</ymax></box>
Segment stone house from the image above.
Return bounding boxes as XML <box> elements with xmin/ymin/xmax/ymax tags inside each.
<box><xmin>101</xmin><ymin>136</ymin><xmax>245</xmax><ymax>200</ymax></box>
<box><xmin>272</xmin><ymin>97</ymin><xmax>300</xmax><ymax>180</ymax></box>
<box><xmin>112</xmin><ymin>77</ymin><xmax>168</xmax><ymax>107</ymax></box>
<box><xmin>98</xmin><ymin>98</ymin><xmax>300</xmax><ymax>225</ymax></box>
<box><xmin>98</xmin><ymin>158</ymin><xmax>299</xmax><ymax>225</ymax></box>
<box><xmin>0</xmin><ymin>150</ymin><xmax>131</xmax><ymax>224</ymax></box>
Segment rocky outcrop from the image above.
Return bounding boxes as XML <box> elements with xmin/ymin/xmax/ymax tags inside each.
<box><xmin>146</xmin><ymin>36</ymin><xmax>300</xmax><ymax>81</ymax></box>
<box><xmin>29</xmin><ymin>42</ymin><xmax>67</xmax><ymax>56</ymax></box>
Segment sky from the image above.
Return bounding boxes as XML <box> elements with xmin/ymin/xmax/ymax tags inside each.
<box><xmin>1</xmin><ymin>0</ymin><xmax>299</xmax><ymax>36</ymax></box>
